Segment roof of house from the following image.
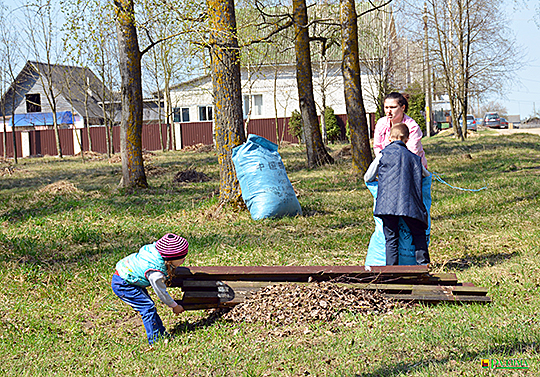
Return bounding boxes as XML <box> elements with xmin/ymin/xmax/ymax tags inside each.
<box><xmin>0</xmin><ymin>61</ymin><xmax>112</xmax><ymax>119</ymax></box>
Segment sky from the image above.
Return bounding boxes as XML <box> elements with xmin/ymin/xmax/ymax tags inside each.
<box><xmin>1</xmin><ymin>0</ymin><xmax>539</xmax><ymax>119</ymax></box>
<box><xmin>491</xmin><ymin>1</ymin><xmax>540</xmax><ymax>119</ymax></box>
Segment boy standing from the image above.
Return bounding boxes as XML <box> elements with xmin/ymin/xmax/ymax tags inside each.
<box><xmin>364</xmin><ymin>123</ymin><xmax>430</xmax><ymax>265</ymax></box>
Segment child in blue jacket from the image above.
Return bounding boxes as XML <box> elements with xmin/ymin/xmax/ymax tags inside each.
<box><xmin>111</xmin><ymin>233</ymin><xmax>188</xmax><ymax>345</ymax></box>
<box><xmin>364</xmin><ymin>123</ymin><xmax>430</xmax><ymax>265</ymax></box>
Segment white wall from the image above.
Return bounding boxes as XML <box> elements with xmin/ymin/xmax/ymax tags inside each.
<box><xmin>169</xmin><ymin>64</ymin><xmax>378</xmax><ymax>121</ymax></box>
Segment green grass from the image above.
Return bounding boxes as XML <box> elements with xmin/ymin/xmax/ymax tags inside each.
<box><xmin>1</xmin><ymin>131</ymin><xmax>539</xmax><ymax>376</ymax></box>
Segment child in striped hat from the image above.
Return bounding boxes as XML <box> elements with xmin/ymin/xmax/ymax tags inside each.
<box><xmin>111</xmin><ymin>233</ymin><xmax>188</xmax><ymax>346</ymax></box>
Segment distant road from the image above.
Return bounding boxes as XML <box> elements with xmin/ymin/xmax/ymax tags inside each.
<box><xmin>492</xmin><ymin>126</ymin><xmax>540</xmax><ymax>136</ymax></box>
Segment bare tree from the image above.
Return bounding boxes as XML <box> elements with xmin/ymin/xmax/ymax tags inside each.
<box><xmin>140</xmin><ymin>2</ymin><xmax>191</xmax><ymax>152</ymax></box>
<box><xmin>62</xmin><ymin>0</ymin><xmax>114</xmax><ymax>154</ymax></box>
<box><xmin>0</xmin><ymin>4</ymin><xmax>23</xmax><ymax>163</ymax></box>
<box><xmin>421</xmin><ymin>0</ymin><xmax>522</xmax><ymax>139</ymax></box>
<box><xmin>25</xmin><ymin>0</ymin><xmax>65</xmax><ymax>157</ymax></box>
<box><xmin>293</xmin><ymin>0</ymin><xmax>333</xmax><ymax>167</ymax></box>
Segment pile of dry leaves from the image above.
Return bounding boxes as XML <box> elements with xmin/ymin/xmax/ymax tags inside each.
<box><xmin>36</xmin><ymin>181</ymin><xmax>81</xmax><ymax>196</ymax></box>
<box><xmin>223</xmin><ymin>282</ymin><xmax>400</xmax><ymax>325</ymax></box>
<box><xmin>182</xmin><ymin>143</ymin><xmax>214</xmax><ymax>153</ymax></box>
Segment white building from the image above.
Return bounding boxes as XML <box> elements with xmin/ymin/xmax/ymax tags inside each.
<box><xmin>167</xmin><ymin>62</ymin><xmax>379</xmax><ymax>125</ymax></box>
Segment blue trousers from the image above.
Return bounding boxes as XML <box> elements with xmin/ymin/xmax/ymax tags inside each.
<box><xmin>380</xmin><ymin>215</ymin><xmax>430</xmax><ymax>266</ymax></box>
<box><xmin>111</xmin><ymin>273</ymin><xmax>167</xmax><ymax>345</ymax></box>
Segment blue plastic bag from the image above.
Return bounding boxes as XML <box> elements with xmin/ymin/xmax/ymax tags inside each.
<box><xmin>364</xmin><ymin>174</ymin><xmax>432</xmax><ymax>266</ymax></box>
<box><xmin>232</xmin><ymin>134</ymin><xmax>302</xmax><ymax>220</ymax></box>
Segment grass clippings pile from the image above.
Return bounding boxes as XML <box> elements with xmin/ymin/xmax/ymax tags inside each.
<box><xmin>182</xmin><ymin>143</ymin><xmax>214</xmax><ymax>153</ymax></box>
<box><xmin>36</xmin><ymin>180</ymin><xmax>81</xmax><ymax>196</ymax></box>
<box><xmin>74</xmin><ymin>151</ymin><xmax>106</xmax><ymax>161</ymax></box>
<box><xmin>223</xmin><ymin>282</ymin><xmax>400</xmax><ymax>325</ymax></box>
<box><xmin>173</xmin><ymin>169</ymin><xmax>210</xmax><ymax>183</ymax></box>
<box><xmin>330</xmin><ymin>144</ymin><xmax>352</xmax><ymax>160</ymax></box>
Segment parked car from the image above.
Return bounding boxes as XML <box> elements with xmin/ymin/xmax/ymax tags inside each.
<box><xmin>483</xmin><ymin>112</ymin><xmax>501</xmax><ymax>128</ymax></box>
<box><xmin>466</xmin><ymin>114</ymin><xmax>477</xmax><ymax>131</ymax></box>
<box><xmin>500</xmin><ymin>118</ymin><xmax>509</xmax><ymax>129</ymax></box>
<box><xmin>476</xmin><ymin>118</ymin><xmax>484</xmax><ymax>127</ymax></box>
<box><xmin>460</xmin><ymin>114</ymin><xmax>477</xmax><ymax>131</ymax></box>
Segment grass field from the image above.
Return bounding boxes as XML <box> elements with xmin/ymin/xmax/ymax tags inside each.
<box><xmin>1</xmin><ymin>131</ymin><xmax>539</xmax><ymax>376</ymax></box>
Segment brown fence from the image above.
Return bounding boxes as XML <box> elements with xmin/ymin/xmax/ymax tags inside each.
<box><xmin>180</xmin><ymin>122</ymin><xmax>213</xmax><ymax>147</ymax></box>
<box><xmin>0</xmin><ymin>132</ymin><xmax>22</xmax><ymax>158</ymax></box>
<box><xmin>178</xmin><ymin>118</ymin><xmax>300</xmax><ymax>148</ymax></box>
<box><xmin>246</xmin><ymin>117</ymin><xmax>299</xmax><ymax>144</ymax></box>
<box><xmin>0</xmin><ymin>113</ymin><xmax>375</xmax><ymax>158</ymax></box>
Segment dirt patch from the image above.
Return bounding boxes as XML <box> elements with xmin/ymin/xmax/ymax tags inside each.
<box><xmin>222</xmin><ymin>281</ymin><xmax>400</xmax><ymax>325</ymax></box>
<box><xmin>182</xmin><ymin>143</ymin><xmax>214</xmax><ymax>153</ymax></box>
<box><xmin>331</xmin><ymin>144</ymin><xmax>352</xmax><ymax>160</ymax></box>
<box><xmin>173</xmin><ymin>170</ymin><xmax>210</xmax><ymax>183</ymax></box>
<box><xmin>145</xmin><ymin>164</ymin><xmax>168</xmax><ymax>177</ymax></box>
<box><xmin>36</xmin><ymin>181</ymin><xmax>82</xmax><ymax>196</ymax></box>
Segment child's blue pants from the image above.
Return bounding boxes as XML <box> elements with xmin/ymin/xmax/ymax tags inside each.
<box><xmin>111</xmin><ymin>273</ymin><xmax>167</xmax><ymax>345</ymax></box>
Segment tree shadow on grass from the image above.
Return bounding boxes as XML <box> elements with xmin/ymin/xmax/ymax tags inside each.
<box><xmin>170</xmin><ymin>308</ymin><xmax>230</xmax><ymax>334</ymax></box>
<box><xmin>356</xmin><ymin>340</ymin><xmax>538</xmax><ymax>377</ymax></box>
<box><xmin>434</xmin><ymin>250</ymin><xmax>520</xmax><ymax>271</ymax></box>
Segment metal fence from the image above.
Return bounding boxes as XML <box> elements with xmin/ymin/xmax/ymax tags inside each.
<box><xmin>0</xmin><ymin>114</ymin><xmax>373</xmax><ymax>158</ymax></box>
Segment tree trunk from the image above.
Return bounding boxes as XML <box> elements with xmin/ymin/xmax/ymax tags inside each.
<box><xmin>207</xmin><ymin>0</ymin><xmax>246</xmax><ymax>205</ymax></box>
<box><xmin>2</xmin><ymin>114</ymin><xmax>6</xmax><ymax>159</ymax></box>
<box><xmin>114</xmin><ymin>0</ymin><xmax>148</xmax><ymax>188</ymax></box>
<box><xmin>84</xmin><ymin>79</ymin><xmax>93</xmax><ymax>152</ymax></box>
<box><xmin>340</xmin><ymin>0</ymin><xmax>373</xmax><ymax>174</ymax></box>
<box><xmin>10</xmin><ymin>117</ymin><xmax>17</xmax><ymax>164</ymax></box>
<box><xmin>293</xmin><ymin>0</ymin><xmax>333</xmax><ymax>168</ymax></box>
<box><xmin>51</xmin><ymin>99</ymin><xmax>63</xmax><ymax>158</ymax></box>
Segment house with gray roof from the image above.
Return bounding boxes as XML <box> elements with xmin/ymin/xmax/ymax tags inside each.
<box><xmin>0</xmin><ymin>61</ymin><xmax>112</xmax><ymax>131</ymax></box>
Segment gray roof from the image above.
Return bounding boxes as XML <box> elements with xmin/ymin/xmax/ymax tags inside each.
<box><xmin>0</xmin><ymin>61</ymin><xmax>113</xmax><ymax>119</ymax></box>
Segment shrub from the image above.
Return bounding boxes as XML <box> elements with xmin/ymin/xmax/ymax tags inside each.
<box><xmin>288</xmin><ymin>110</ymin><xmax>303</xmax><ymax>141</ymax></box>
<box><xmin>324</xmin><ymin>107</ymin><xmax>340</xmax><ymax>143</ymax></box>
<box><xmin>404</xmin><ymin>82</ymin><xmax>426</xmax><ymax>134</ymax></box>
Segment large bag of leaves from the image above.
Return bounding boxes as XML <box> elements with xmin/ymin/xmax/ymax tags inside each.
<box><xmin>364</xmin><ymin>174</ymin><xmax>432</xmax><ymax>266</ymax></box>
<box><xmin>232</xmin><ymin>134</ymin><xmax>302</xmax><ymax>220</ymax></box>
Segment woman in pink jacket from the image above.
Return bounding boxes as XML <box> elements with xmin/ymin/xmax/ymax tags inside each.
<box><xmin>373</xmin><ymin>92</ymin><xmax>428</xmax><ymax>168</ymax></box>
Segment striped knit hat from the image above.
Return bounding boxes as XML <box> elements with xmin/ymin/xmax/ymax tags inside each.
<box><xmin>155</xmin><ymin>233</ymin><xmax>189</xmax><ymax>260</ymax></box>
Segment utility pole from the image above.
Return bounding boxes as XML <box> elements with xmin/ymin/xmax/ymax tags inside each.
<box><xmin>423</xmin><ymin>3</ymin><xmax>433</xmax><ymax>137</ymax></box>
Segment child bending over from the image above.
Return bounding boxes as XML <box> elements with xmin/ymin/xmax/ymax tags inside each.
<box><xmin>111</xmin><ymin>233</ymin><xmax>188</xmax><ymax>345</ymax></box>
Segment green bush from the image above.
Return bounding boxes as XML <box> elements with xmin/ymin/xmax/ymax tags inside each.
<box><xmin>288</xmin><ymin>110</ymin><xmax>303</xmax><ymax>141</ymax></box>
<box><xmin>405</xmin><ymin>82</ymin><xmax>426</xmax><ymax>134</ymax></box>
<box><xmin>324</xmin><ymin>107</ymin><xmax>340</xmax><ymax>143</ymax></box>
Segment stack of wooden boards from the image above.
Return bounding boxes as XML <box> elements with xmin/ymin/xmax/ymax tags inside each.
<box><xmin>167</xmin><ymin>265</ymin><xmax>491</xmax><ymax>311</ymax></box>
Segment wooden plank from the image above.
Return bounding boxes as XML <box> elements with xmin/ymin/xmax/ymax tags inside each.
<box><xmin>169</xmin><ymin>265</ymin><xmax>430</xmax><ymax>286</ymax></box>
<box><xmin>387</xmin><ymin>293</ymin><xmax>491</xmax><ymax>303</ymax></box>
<box><xmin>173</xmin><ymin>280</ymin><xmax>491</xmax><ymax>309</ymax></box>
<box><xmin>180</xmin><ymin>280</ymin><xmax>486</xmax><ymax>296</ymax></box>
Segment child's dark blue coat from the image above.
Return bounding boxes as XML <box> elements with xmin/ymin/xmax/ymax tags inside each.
<box><xmin>374</xmin><ymin>140</ymin><xmax>428</xmax><ymax>227</ymax></box>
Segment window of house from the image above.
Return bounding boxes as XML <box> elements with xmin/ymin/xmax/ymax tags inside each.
<box><xmin>26</xmin><ymin>94</ymin><xmax>41</xmax><ymax>113</ymax></box>
<box><xmin>243</xmin><ymin>94</ymin><xmax>263</xmax><ymax>117</ymax></box>
<box><xmin>173</xmin><ymin>107</ymin><xmax>190</xmax><ymax>122</ymax></box>
<box><xmin>199</xmin><ymin>105</ymin><xmax>213</xmax><ymax>121</ymax></box>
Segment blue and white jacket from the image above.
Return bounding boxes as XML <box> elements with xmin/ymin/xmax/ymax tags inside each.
<box><xmin>115</xmin><ymin>243</ymin><xmax>167</xmax><ymax>287</ymax></box>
